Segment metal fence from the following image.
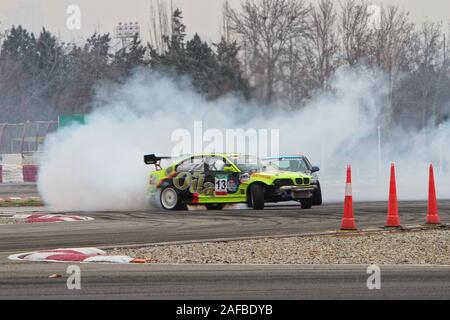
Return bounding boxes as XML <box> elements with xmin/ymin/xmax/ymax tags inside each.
<box><xmin>0</xmin><ymin>121</ymin><xmax>57</xmax><ymax>154</ymax></box>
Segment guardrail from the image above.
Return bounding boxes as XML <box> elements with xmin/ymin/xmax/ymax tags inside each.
<box><xmin>0</xmin><ymin>121</ymin><xmax>57</xmax><ymax>154</ymax></box>
<box><xmin>0</xmin><ymin>165</ymin><xmax>38</xmax><ymax>183</ymax></box>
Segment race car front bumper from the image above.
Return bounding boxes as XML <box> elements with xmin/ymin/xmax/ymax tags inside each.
<box><xmin>279</xmin><ymin>186</ymin><xmax>315</xmax><ymax>200</ymax></box>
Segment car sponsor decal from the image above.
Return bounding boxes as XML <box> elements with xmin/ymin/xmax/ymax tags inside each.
<box><xmin>227</xmin><ymin>177</ymin><xmax>239</xmax><ymax>193</ymax></box>
<box><xmin>252</xmin><ymin>173</ymin><xmax>272</xmax><ymax>180</ymax></box>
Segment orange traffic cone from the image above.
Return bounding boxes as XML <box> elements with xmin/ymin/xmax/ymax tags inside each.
<box><xmin>426</xmin><ymin>164</ymin><xmax>440</xmax><ymax>225</ymax></box>
<box><xmin>386</xmin><ymin>163</ymin><xmax>401</xmax><ymax>227</ymax></box>
<box><xmin>341</xmin><ymin>165</ymin><xmax>357</xmax><ymax>230</ymax></box>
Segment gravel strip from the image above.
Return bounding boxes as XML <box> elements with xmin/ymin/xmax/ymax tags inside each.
<box><xmin>0</xmin><ymin>199</ymin><xmax>44</xmax><ymax>208</ymax></box>
<box><xmin>0</xmin><ymin>217</ymin><xmax>24</xmax><ymax>225</ymax></box>
<box><xmin>108</xmin><ymin>229</ymin><xmax>450</xmax><ymax>265</ymax></box>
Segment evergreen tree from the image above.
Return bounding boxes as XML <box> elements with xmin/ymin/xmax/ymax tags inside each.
<box><xmin>150</xmin><ymin>8</ymin><xmax>188</xmax><ymax>74</ymax></box>
<box><xmin>0</xmin><ymin>26</ymin><xmax>34</xmax><ymax>122</ymax></box>
<box><xmin>84</xmin><ymin>33</ymin><xmax>112</xmax><ymax>69</ymax></box>
<box><xmin>114</xmin><ymin>34</ymin><xmax>147</xmax><ymax>75</ymax></box>
<box><xmin>214</xmin><ymin>37</ymin><xmax>250</xmax><ymax>98</ymax></box>
<box><xmin>166</xmin><ymin>8</ymin><xmax>187</xmax><ymax>53</ymax></box>
<box><xmin>35</xmin><ymin>28</ymin><xmax>62</xmax><ymax>72</ymax></box>
<box><xmin>31</xmin><ymin>28</ymin><xmax>65</xmax><ymax>118</ymax></box>
<box><xmin>149</xmin><ymin>9</ymin><xmax>251</xmax><ymax>99</ymax></box>
<box><xmin>186</xmin><ymin>33</ymin><xmax>218</xmax><ymax>96</ymax></box>
<box><xmin>0</xmin><ymin>25</ymin><xmax>35</xmax><ymax>59</ymax></box>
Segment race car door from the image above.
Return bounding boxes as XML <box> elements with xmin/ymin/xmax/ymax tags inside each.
<box><xmin>203</xmin><ymin>156</ymin><xmax>242</xmax><ymax>202</ymax></box>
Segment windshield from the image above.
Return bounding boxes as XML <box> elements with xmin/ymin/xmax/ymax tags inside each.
<box><xmin>228</xmin><ymin>155</ymin><xmax>276</xmax><ymax>172</ymax></box>
<box><xmin>266</xmin><ymin>158</ymin><xmax>309</xmax><ymax>172</ymax></box>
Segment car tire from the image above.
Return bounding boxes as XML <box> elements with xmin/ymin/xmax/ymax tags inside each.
<box><xmin>312</xmin><ymin>182</ymin><xmax>323</xmax><ymax>206</ymax></box>
<box><xmin>250</xmin><ymin>184</ymin><xmax>265</xmax><ymax>210</ymax></box>
<box><xmin>205</xmin><ymin>204</ymin><xmax>225</xmax><ymax>210</ymax></box>
<box><xmin>300</xmin><ymin>198</ymin><xmax>313</xmax><ymax>209</ymax></box>
<box><xmin>160</xmin><ymin>186</ymin><xmax>184</xmax><ymax>210</ymax></box>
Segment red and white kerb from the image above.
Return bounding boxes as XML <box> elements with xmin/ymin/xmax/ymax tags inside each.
<box><xmin>8</xmin><ymin>248</ymin><xmax>149</xmax><ymax>264</ymax></box>
<box><xmin>12</xmin><ymin>214</ymin><xmax>94</xmax><ymax>223</ymax></box>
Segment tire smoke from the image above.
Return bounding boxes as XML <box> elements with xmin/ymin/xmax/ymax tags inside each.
<box><xmin>38</xmin><ymin>69</ymin><xmax>449</xmax><ymax>211</ymax></box>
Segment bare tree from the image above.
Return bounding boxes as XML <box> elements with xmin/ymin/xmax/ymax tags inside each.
<box><xmin>416</xmin><ymin>21</ymin><xmax>444</xmax><ymax>126</ymax></box>
<box><xmin>221</xmin><ymin>0</ymin><xmax>232</xmax><ymax>43</ymax></box>
<box><xmin>278</xmin><ymin>37</ymin><xmax>309</xmax><ymax>106</ymax></box>
<box><xmin>372</xmin><ymin>6</ymin><xmax>415</xmax><ymax>91</ymax></box>
<box><xmin>148</xmin><ymin>0</ymin><xmax>173</xmax><ymax>54</ymax></box>
<box><xmin>417</xmin><ymin>21</ymin><xmax>442</xmax><ymax>68</ymax></box>
<box><xmin>227</xmin><ymin>0</ymin><xmax>311</xmax><ymax>104</ymax></box>
<box><xmin>339</xmin><ymin>0</ymin><xmax>373</xmax><ymax>66</ymax></box>
<box><xmin>368</xmin><ymin>5</ymin><xmax>416</xmax><ymax>129</ymax></box>
<box><xmin>306</xmin><ymin>0</ymin><xmax>340</xmax><ymax>90</ymax></box>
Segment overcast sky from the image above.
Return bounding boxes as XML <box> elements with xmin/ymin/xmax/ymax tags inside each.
<box><xmin>1</xmin><ymin>0</ymin><xmax>449</xmax><ymax>45</ymax></box>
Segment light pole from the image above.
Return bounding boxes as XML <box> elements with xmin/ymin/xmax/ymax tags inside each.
<box><xmin>378</xmin><ymin>125</ymin><xmax>382</xmax><ymax>175</ymax></box>
<box><xmin>115</xmin><ymin>22</ymin><xmax>141</xmax><ymax>49</ymax></box>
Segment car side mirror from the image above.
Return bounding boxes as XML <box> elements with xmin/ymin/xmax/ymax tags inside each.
<box><xmin>311</xmin><ymin>166</ymin><xmax>320</xmax><ymax>173</ymax></box>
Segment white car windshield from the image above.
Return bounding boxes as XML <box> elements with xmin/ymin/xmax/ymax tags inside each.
<box><xmin>228</xmin><ymin>155</ymin><xmax>276</xmax><ymax>172</ymax></box>
<box><xmin>267</xmin><ymin>158</ymin><xmax>309</xmax><ymax>172</ymax></box>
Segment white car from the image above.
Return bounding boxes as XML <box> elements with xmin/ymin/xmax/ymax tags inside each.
<box><xmin>264</xmin><ymin>155</ymin><xmax>322</xmax><ymax>205</ymax></box>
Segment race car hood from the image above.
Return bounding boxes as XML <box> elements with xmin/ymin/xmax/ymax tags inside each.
<box><xmin>250</xmin><ymin>170</ymin><xmax>312</xmax><ymax>180</ymax></box>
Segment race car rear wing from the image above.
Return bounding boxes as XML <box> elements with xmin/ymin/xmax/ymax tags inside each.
<box><xmin>144</xmin><ymin>154</ymin><xmax>172</xmax><ymax>170</ymax></box>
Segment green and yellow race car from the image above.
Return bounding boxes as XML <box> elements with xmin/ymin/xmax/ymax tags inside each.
<box><xmin>144</xmin><ymin>153</ymin><xmax>315</xmax><ymax>210</ymax></box>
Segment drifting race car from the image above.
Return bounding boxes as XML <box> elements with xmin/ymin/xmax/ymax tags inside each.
<box><xmin>144</xmin><ymin>154</ymin><xmax>315</xmax><ymax>210</ymax></box>
<box><xmin>264</xmin><ymin>155</ymin><xmax>322</xmax><ymax>205</ymax></box>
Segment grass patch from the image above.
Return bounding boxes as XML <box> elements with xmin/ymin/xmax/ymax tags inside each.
<box><xmin>0</xmin><ymin>199</ymin><xmax>44</xmax><ymax>207</ymax></box>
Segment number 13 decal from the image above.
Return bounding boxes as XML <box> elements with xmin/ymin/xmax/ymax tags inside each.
<box><xmin>215</xmin><ymin>175</ymin><xmax>228</xmax><ymax>195</ymax></box>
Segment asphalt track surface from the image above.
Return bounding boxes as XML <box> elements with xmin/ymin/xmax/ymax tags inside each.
<box><xmin>0</xmin><ymin>183</ymin><xmax>449</xmax><ymax>299</ymax></box>
<box><xmin>0</xmin><ymin>201</ymin><xmax>449</xmax><ymax>252</ymax></box>
<box><xmin>0</xmin><ymin>263</ymin><xmax>449</xmax><ymax>300</ymax></box>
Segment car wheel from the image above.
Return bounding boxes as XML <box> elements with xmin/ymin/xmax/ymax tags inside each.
<box><xmin>312</xmin><ymin>182</ymin><xmax>323</xmax><ymax>206</ymax></box>
<box><xmin>300</xmin><ymin>198</ymin><xmax>313</xmax><ymax>209</ymax></box>
<box><xmin>250</xmin><ymin>184</ymin><xmax>265</xmax><ymax>210</ymax></box>
<box><xmin>205</xmin><ymin>204</ymin><xmax>225</xmax><ymax>210</ymax></box>
<box><xmin>160</xmin><ymin>186</ymin><xmax>183</xmax><ymax>210</ymax></box>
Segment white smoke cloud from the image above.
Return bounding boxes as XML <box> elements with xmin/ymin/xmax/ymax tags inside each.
<box><xmin>37</xmin><ymin>68</ymin><xmax>450</xmax><ymax>211</ymax></box>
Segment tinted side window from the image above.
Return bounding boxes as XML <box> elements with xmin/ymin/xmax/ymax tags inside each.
<box><xmin>176</xmin><ymin>157</ymin><xmax>205</xmax><ymax>172</ymax></box>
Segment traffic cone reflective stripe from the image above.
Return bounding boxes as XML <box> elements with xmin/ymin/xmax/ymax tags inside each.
<box><xmin>345</xmin><ymin>184</ymin><xmax>352</xmax><ymax>196</ymax></box>
<box><xmin>427</xmin><ymin>164</ymin><xmax>440</xmax><ymax>224</ymax></box>
<box><xmin>341</xmin><ymin>165</ymin><xmax>357</xmax><ymax>230</ymax></box>
<box><xmin>386</xmin><ymin>163</ymin><xmax>401</xmax><ymax>227</ymax></box>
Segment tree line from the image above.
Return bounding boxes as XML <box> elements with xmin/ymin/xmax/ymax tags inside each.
<box><xmin>225</xmin><ymin>0</ymin><xmax>450</xmax><ymax>130</ymax></box>
<box><xmin>0</xmin><ymin>8</ymin><xmax>249</xmax><ymax>124</ymax></box>
<box><xmin>0</xmin><ymin>0</ymin><xmax>448</xmax><ymax>132</ymax></box>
